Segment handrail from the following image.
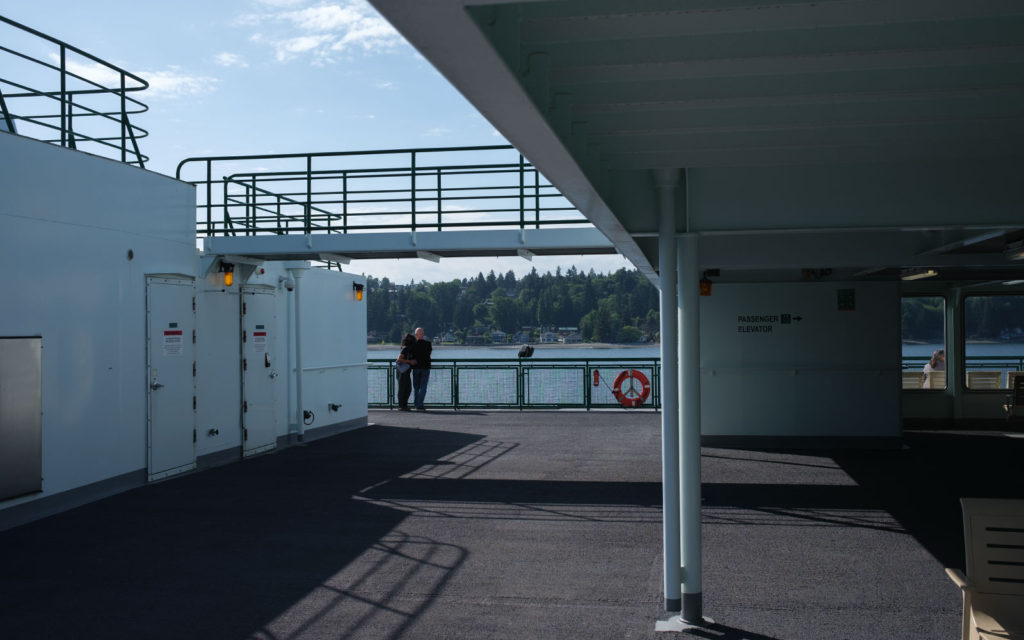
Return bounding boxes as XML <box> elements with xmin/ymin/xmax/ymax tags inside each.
<box><xmin>176</xmin><ymin>145</ymin><xmax>589</xmax><ymax>238</ymax></box>
<box><xmin>0</xmin><ymin>15</ymin><xmax>149</xmax><ymax>166</ymax></box>
<box><xmin>367</xmin><ymin>356</ymin><xmax>661</xmax><ymax>410</ymax></box>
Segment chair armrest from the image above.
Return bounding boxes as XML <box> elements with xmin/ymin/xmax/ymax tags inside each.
<box><xmin>945</xmin><ymin>567</ymin><xmax>970</xmax><ymax>591</ymax></box>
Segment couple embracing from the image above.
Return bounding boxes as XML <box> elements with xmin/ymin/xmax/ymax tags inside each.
<box><xmin>396</xmin><ymin>327</ymin><xmax>432</xmax><ymax>411</ymax></box>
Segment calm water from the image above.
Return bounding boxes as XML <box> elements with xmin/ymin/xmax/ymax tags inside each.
<box><xmin>368</xmin><ymin>344</ymin><xmax>660</xmax><ymax>361</ymax></box>
<box><xmin>902</xmin><ymin>343</ymin><xmax>1024</xmax><ymax>359</ymax></box>
<box><xmin>371</xmin><ymin>342</ymin><xmax>1024</xmax><ymax>361</ymax></box>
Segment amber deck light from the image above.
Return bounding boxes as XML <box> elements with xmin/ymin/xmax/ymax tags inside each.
<box><xmin>353</xmin><ymin>282</ymin><xmax>364</xmax><ymax>301</ymax></box>
<box><xmin>220</xmin><ymin>262</ymin><xmax>234</xmax><ymax>287</ymax></box>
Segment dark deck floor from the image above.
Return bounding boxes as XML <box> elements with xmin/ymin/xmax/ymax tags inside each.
<box><xmin>2</xmin><ymin>410</ymin><xmax>1022</xmax><ymax>639</ymax></box>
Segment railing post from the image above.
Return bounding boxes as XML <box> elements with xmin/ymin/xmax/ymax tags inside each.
<box><xmin>204</xmin><ymin>160</ymin><xmax>212</xmax><ymax>235</ymax></box>
<box><xmin>436</xmin><ymin>168</ymin><xmax>442</xmax><ymax>230</ymax></box>
<box><xmin>518</xmin><ymin>360</ymin><xmax>524</xmax><ymax>411</ymax></box>
<box><xmin>305</xmin><ymin>156</ymin><xmax>313</xmax><ymax>234</ymax></box>
<box><xmin>249</xmin><ymin>176</ymin><xmax>257</xmax><ymax>235</ymax></box>
<box><xmin>342</xmin><ymin>172</ymin><xmax>348</xmax><ymax>234</ymax></box>
<box><xmin>59</xmin><ymin>45</ymin><xmax>66</xmax><ymax>148</ymax></box>
<box><xmin>452</xmin><ymin>359</ymin><xmax>458</xmax><ymax>410</ymax></box>
<box><xmin>120</xmin><ymin>74</ymin><xmax>127</xmax><ymax>163</ymax></box>
<box><xmin>534</xmin><ymin>167</ymin><xmax>541</xmax><ymax>228</ymax></box>
<box><xmin>519</xmin><ymin>154</ymin><xmax>526</xmax><ymax>229</ymax></box>
<box><xmin>410</xmin><ymin>151</ymin><xmax>417</xmax><ymax>233</ymax></box>
<box><xmin>66</xmin><ymin>100</ymin><xmax>75</xmax><ymax>149</ymax></box>
<box><xmin>276</xmin><ymin>196</ymin><xmax>283</xmax><ymax>235</ymax></box>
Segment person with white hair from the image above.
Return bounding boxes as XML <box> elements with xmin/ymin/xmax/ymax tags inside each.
<box><xmin>410</xmin><ymin>327</ymin><xmax>433</xmax><ymax>411</ymax></box>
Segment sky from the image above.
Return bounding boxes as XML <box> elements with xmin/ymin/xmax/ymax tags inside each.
<box><xmin>2</xmin><ymin>0</ymin><xmax>632</xmax><ymax>283</ymax></box>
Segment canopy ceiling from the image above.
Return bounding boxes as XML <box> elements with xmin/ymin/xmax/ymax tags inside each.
<box><xmin>369</xmin><ymin>0</ymin><xmax>1024</xmax><ymax>286</ymax></box>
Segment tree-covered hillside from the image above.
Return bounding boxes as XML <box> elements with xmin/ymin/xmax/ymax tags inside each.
<box><xmin>366</xmin><ymin>267</ymin><xmax>659</xmax><ymax>343</ymax></box>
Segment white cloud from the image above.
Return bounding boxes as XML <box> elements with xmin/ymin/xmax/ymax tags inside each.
<box><xmin>282</xmin><ymin>4</ymin><xmax>363</xmax><ymax>31</ymax></box>
<box><xmin>241</xmin><ymin>1</ymin><xmax>406</xmax><ymax>64</ymax></box>
<box><xmin>375</xmin><ymin>81</ymin><xmax>394</xmax><ymax>89</ymax></box>
<box><xmin>423</xmin><ymin>127</ymin><xmax>452</xmax><ymax>137</ymax></box>
<box><xmin>271</xmin><ymin>34</ymin><xmax>337</xmax><ymax>62</ymax></box>
<box><xmin>53</xmin><ymin>55</ymin><xmax>218</xmax><ymax>99</ymax></box>
<box><xmin>214</xmin><ymin>52</ymin><xmax>249</xmax><ymax>68</ymax></box>
<box><xmin>142</xmin><ymin>68</ymin><xmax>220</xmax><ymax>98</ymax></box>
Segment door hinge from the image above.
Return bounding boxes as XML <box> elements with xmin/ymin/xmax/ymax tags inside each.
<box><xmin>193</xmin><ymin>396</ymin><xmax>197</xmax><ymax>410</ymax></box>
<box><xmin>192</xmin><ymin>297</ymin><xmax>196</xmax><ymax>311</ymax></box>
<box><xmin>243</xmin><ymin>358</ymin><xmax>247</xmax><ymax>371</ymax></box>
<box><xmin>243</xmin><ymin>400</ymin><xmax>248</xmax><ymax>413</ymax></box>
<box><xmin>243</xmin><ymin>331</ymin><xmax>247</xmax><ymax>343</ymax></box>
<box><xmin>192</xmin><ymin>329</ymin><xmax>196</xmax><ymax>344</ymax></box>
<box><xmin>192</xmin><ymin>361</ymin><xmax>196</xmax><ymax>377</ymax></box>
<box><xmin>243</xmin><ymin>302</ymin><xmax>247</xmax><ymax>315</ymax></box>
<box><xmin>193</xmin><ymin>428</ymin><xmax>197</xmax><ymax>443</ymax></box>
<box><xmin>244</xmin><ymin>427</ymin><xmax>248</xmax><ymax>441</ymax></box>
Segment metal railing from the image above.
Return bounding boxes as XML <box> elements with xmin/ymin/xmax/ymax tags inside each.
<box><xmin>369</xmin><ymin>357</ymin><xmax>661</xmax><ymax>410</ymax></box>
<box><xmin>176</xmin><ymin>146</ymin><xmax>589</xmax><ymax>238</ymax></box>
<box><xmin>0</xmin><ymin>15</ymin><xmax>149</xmax><ymax>166</ymax></box>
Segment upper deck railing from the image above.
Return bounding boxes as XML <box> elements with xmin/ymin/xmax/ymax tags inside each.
<box><xmin>0</xmin><ymin>15</ymin><xmax>148</xmax><ymax>166</ymax></box>
<box><xmin>176</xmin><ymin>146</ymin><xmax>591</xmax><ymax>238</ymax></box>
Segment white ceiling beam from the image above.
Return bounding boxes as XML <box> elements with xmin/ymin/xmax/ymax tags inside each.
<box><xmin>417</xmin><ymin>250</ymin><xmax>441</xmax><ymax>263</ymax></box>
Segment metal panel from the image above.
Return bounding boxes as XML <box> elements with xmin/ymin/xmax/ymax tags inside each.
<box><xmin>241</xmin><ymin>287</ymin><xmax>278</xmax><ymax>457</ymax></box>
<box><xmin>0</xmin><ymin>337</ymin><xmax>42</xmax><ymax>499</ymax></box>
<box><xmin>146</xmin><ymin>276</ymin><xmax>196</xmax><ymax>481</ymax></box>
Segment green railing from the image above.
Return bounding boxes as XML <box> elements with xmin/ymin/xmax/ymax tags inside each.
<box><xmin>369</xmin><ymin>357</ymin><xmax>661</xmax><ymax>410</ymax></box>
<box><xmin>0</xmin><ymin>15</ymin><xmax>148</xmax><ymax>166</ymax></box>
<box><xmin>176</xmin><ymin>146</ymin><xmax>589</xmax><ymax>238</ymax></box>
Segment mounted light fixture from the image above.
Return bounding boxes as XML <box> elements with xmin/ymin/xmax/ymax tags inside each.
<box><xmin>220</xmin><ymin>262</ymin><xmax>235</xmax><ymax>287</ymax></box>
<box><xmin>900</xmin><ymin>268</ymin><xmax>938</xmax><ymax>281</ymax></box>
<box><xmin>353</xmin><ymin>282</ymin><xmax>364</xmax><ymax>301</ymax></box>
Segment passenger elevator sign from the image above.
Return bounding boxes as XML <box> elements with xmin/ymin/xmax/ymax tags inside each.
<box><xmin>736</xmin><ymin>313</ymin><xmax>804</xmax><ymax>334</ymax></box>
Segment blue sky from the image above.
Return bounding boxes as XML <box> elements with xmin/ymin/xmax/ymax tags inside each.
<box><xmin>2</xmin><ymin>0</ymin><xmax>632</xmax><ymax>283</ymax></box>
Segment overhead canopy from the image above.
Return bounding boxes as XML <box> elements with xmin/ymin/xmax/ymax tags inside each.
<box><xmin>368</xmin><ymin>0</ymin><xmax>1024</xmax><ymax>285</ymax></box>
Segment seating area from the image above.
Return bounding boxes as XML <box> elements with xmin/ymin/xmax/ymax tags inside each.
<box><xmin>1006</xmin><ymin>376</ymin><xmax>1024</xmax><ymax>422</ymax></box>
<box><xmin>966</xmin><ymin>371</ymin><xmax>1004</xmax><ymax>390</ymax></box>
<box><xmin>945</xmin><ymin>498</ymin><xmax>1024</xmax><ymax>640</ymax></box>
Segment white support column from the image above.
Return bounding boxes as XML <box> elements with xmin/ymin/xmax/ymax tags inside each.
<box><xmin>290</xmin><ymin>267</ymin><xmax>306</xmax><ymax>442</ymax></box>
<box><xmin>653</xmin><ymin>168</ymin><xmax>681</xmax><ymax>612</ymax></box>
<box><xmin>678</xmin><ymin>232</ymin><xmax>703</xmax><ymax>623</ymax></box>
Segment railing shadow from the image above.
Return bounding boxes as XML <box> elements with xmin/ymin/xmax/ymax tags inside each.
<box><xmin>0</xmin><ymin>425</ymin><xmax>484</xmax><ymax>640</ymax></box>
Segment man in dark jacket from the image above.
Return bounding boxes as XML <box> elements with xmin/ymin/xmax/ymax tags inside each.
<box><xmin>411</xmin><ymin>327</ymin><xmax>432</xmax><ymax>411</ymax></box>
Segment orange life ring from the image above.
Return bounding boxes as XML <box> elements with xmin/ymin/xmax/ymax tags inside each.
<box><xmin>612</xmin><ymin>369</ymin><xmax>651</xmax><ymax>408</ymax></box>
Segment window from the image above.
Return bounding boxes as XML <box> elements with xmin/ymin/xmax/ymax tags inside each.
<box><xmin>901</xmin><ymin>296</ymin><xmax>946</xmax><ymax>390</ymax></box>
<box><xmin>963</xmin><ymin>295</ymin><xmax>1024</xmax><ymax>390</ymax></box>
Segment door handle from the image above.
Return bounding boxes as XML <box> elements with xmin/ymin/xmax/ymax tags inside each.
<box><xmin>150</xmin><ymin>382</ymin><xmax>165</xmax><ymax>390</ymax></box>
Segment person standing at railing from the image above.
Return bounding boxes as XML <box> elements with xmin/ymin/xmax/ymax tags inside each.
<box><xmin>396</xmin><ymin>333</ymin><xmax>416</xmax><ymax>411</ymax></box>
<box><xmin>923</xmin><ymin>349</ymin><xmax>945</xmax><ymax>389</ymax></box>
<box><xmin>411</xmin><ymin>327</ymin><xmax>433</xmax><ymax>411</ymax></box>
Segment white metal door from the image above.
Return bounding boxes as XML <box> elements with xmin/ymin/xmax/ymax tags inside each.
<box><xmin>146</xmin><ymin>276</ymin><xmax>196</xmax><ymax>480</ymax></box>
<box><xmin>241</xmin><ymin>287</ymin><xmax>278</xmax><ymax>456</ymax></box>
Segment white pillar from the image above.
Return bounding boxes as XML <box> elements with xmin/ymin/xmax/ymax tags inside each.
<box><xmin>290</xmin><ymin>267</ymin><xmax>306</xmax><ymax>441</ymax></box>
<box><xmin>654</xmin><ymin>168</ymin><xmax>681</xmax><ymax>612</ymax></box>
<box><xmin>678</xmin><ymin>232</ymin><xmax>703</xmax><ymax>622</ymax></box>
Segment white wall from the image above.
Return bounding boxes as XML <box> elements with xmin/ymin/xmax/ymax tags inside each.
<box><xmin>700</xmin><ymin>282</ymin><xmax>902</xmax><ymax>438</ymax></box>
<box><xmin>296</xmin><ymin>267</ymin><xmax>368</xmax><ymax>437</ymax></box>
<box><xmin>0</xmin><ymin>134</ymin><xmax>196</xmax><ymax>505</ymax></box>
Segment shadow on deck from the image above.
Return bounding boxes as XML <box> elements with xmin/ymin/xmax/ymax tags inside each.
<box><xmin>1</xmin><ymin>412</ymin><xmax>1020</xmax><ymax>639</ymax></box>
